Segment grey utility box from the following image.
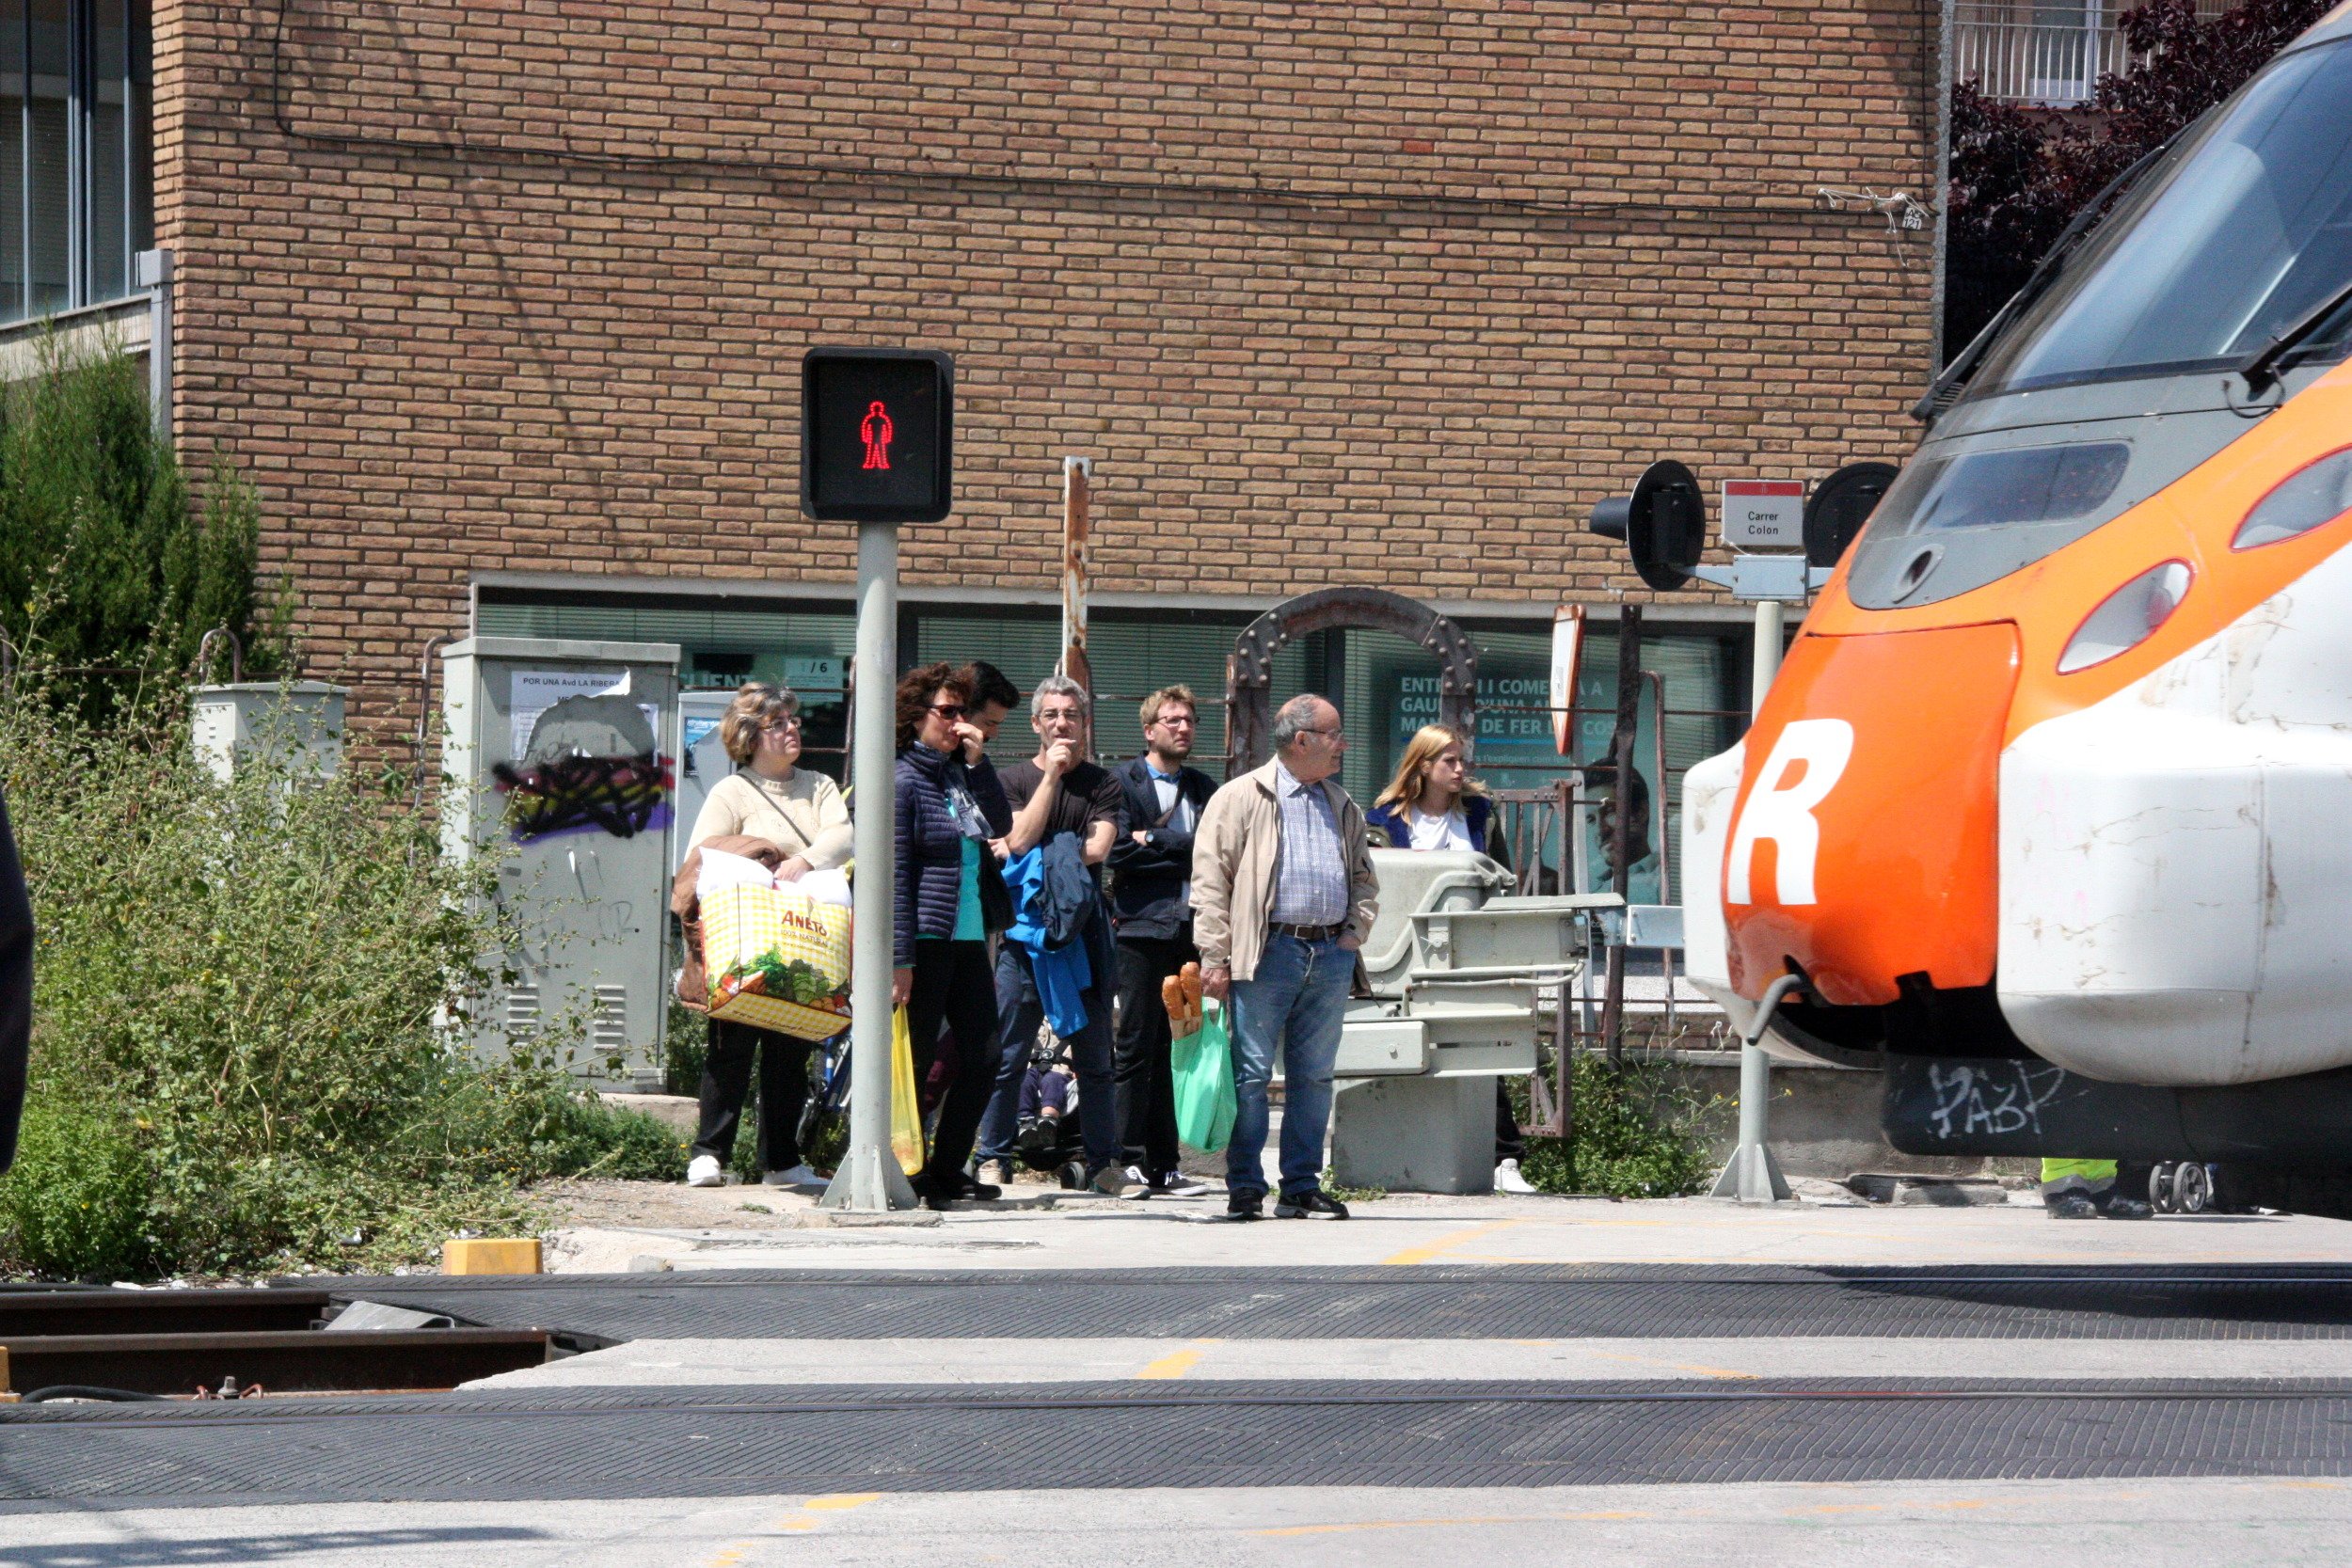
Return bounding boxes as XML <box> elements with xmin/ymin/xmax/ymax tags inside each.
<box><xmin>190</xmin><ymin>682</ymin><xmax>348</xmax><ymax>784</ymax></box>
<box><xmin>439</xmin><ymin>637</ymin><xmax>681</xmax><ymax>1086</ymax></box>
<box><xmin>1330</xmin><ymin>850</ymin><xmax>1615</xmax><ymax>1195</ymax></box>
<box><xmin>671</xmin><ymin>687</ymin><xmax>739</xmax><ymax>880</ymax></box>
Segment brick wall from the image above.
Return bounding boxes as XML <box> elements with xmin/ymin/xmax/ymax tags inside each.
<box><xmin>157</xmin><ymin>0</ymin><xmax>1941</xmax><ymax>740</ymax></box>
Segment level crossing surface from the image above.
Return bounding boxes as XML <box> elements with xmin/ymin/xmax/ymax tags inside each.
<box><xmin>8</xmin><ymin>1202</ymin><xmax>2352</xmax><ymax>1564</ymax></box>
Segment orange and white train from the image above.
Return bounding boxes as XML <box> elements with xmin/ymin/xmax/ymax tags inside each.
<box><xmin>1681</xmin><ymin>4</ymin><xmax>2352</xmax><ymax>1210</ymax></box>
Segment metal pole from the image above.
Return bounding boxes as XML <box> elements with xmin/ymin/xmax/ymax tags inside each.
<box><xmin>1710</xmin><ymin>599</ymin><xmax>1795</xmax><ymax>1203</ymax></box>
<box><xmin>1751</xmin><ymin>598</ymin><xmax>1783</xmax><ymax>721</ymax></box>
<box><xmin>820</xmin><ymin>521</ymin><xmax>917</xmax><ymax>1212</ymax></box>
<box><xmin>1059</xmin><ymin>456</ymin><xmax>1093</xmax><ymax>708</ymax></box>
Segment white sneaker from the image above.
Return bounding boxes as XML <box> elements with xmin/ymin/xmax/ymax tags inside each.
<box><xmin>1494</xmin><ymin>1158</ymin><xmax>1537</xmax><ymax>1195</ymax></box>
<box><xmin>685</xmin><ymin>1154</ymin><xmax>723</xmax><ymax>1188</ymax></box>
<box><xmin>762</xmin><ymin>1164</ymin><xmax>823</xmax><ymax>1189</ymax></box>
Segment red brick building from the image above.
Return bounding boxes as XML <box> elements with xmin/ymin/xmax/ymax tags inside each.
<box><xmin>14</xmin><ymin>0</ymin><xmax>1944</xmax><ymax>895</ymax></box>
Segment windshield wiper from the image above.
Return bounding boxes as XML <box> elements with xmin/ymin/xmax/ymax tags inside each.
<box><xmin>1914</xmin><ymin>132</ymin><xmax>2190</xmax><ymax>425</ymax></box>
<box><xmin>2238</xmin><ymin>277</ymin><xmax>2352</xmax><ymax>395</ymax></box>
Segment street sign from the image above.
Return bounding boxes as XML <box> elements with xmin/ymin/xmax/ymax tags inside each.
<box><xmin>1549</xmin><ymin>605</ymin><xmax>1585</xmax><ymax>756</ymax></box>
<box><xmin>1721</xmin><ymin>480</ymin><xmax>1804</xmax><ymax>550</ymax></box>
<box><xmin>801</xmin><ymin>347</ymin><xmax>954</xmax><ymax>524</ymax></box>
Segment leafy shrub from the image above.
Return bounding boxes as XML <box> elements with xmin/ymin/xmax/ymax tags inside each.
<box><xmin>0</xmin><ymin>341</ymin><xmax>290</xmax><ymax>716</ymax></box>
<box><xmin>0</xmin><ymin>687</ymin><xmax>674</xmax><ymax>1279</ymax></box>
<box><xmin>0</xmin><ymin>1095</ymin><xmax>158</xmax><ymax>1280</ymax></box>
<box><xmin>1514</xmin><ymin>1053</ymin><xmax>1725</xmax><ymax>1199</ymax></box>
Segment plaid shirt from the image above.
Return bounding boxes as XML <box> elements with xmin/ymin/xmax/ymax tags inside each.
<box><xmin>1268</xmin><ymin>759</ymin><xmax>1349</xmax><ymax>927</ymax></box>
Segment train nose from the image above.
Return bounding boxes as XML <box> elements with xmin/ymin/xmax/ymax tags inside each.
<box><xmin>1723</xmin><ymin>623</ymin><xmax>2021</xmax><ymax>1006</ymax></box>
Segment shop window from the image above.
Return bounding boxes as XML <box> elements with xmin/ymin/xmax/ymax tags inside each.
<box><xmin>0</xmin><ymin>0</ymin><xmax>151</xmax><ymax>325</ymax></box>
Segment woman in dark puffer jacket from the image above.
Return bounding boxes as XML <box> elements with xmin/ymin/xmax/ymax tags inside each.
<box><xmin>892</xmin><ymin>662</ymin><xmax>1014</xmax><ymax>1208</ymax></box>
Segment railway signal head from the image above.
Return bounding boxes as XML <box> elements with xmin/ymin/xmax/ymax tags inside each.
<box><xmin>1590</xmin><ymin>459</ymin><xmax>1707</xmax><ymax>593</ymax></box>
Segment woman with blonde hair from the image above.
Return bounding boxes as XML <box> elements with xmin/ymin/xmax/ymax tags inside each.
<box><xmin>1364</xmin><ymin>723</ymin><xmax>1501</xmax><ymax>857</ymax></box>
<box><xmin>679</xmin><ymin>682</ymin><xmax>852</xmax><ymax>1191</ymax></box>
<box><xmin>1362</xmin><ymin>722</ymin><xmax>1535</xmax><ymax>1194</ymax></box>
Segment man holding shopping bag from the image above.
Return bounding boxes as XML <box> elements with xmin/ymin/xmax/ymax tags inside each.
<box><xmin>1191</xmin><ymin>694</ymin><xmax>1378</xmax><ymax>1222</ymax></box>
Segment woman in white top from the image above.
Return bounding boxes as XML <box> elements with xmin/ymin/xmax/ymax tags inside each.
<box><xmin>1366</xmin><ymin>723</ymin><xmax>1501</xmax><ymax>859</ymax></box>
<box><xmin>681</xmin><ymin>682</ymin><xmax>852</xmax><ymax>1190</ymax></box>
<box><xmin>1365</xmin><ymin>724</ymin><xmax>1534</xmax><ymax>1194</ymax></box>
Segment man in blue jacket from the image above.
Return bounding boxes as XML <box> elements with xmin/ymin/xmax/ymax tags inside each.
<box><xmin>1104</xmin><ymin>686</ymin><xmax>1217</xmax><ymax>1196</ymax></box>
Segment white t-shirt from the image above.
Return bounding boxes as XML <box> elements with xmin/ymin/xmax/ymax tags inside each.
<box><xmin>1405</xmin><ymin>806</ymin><xmax>1477</xmax><ymax>853</ymax></box>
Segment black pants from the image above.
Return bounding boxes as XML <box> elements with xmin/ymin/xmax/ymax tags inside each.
<box><xmin>906</xmin><ymin>938</ymin><xmax>1001</xmax><ymax>1186</ymax></box>
<box><xmin>1113</xmin><ymin>930</ymin><xmax>1195</xmax><ymax>1175</ymax></box>
<box><xmin>1496</xmin><ymin>1081</ymin><xmax>1524</xmax><ymax>1164</ymax></box>
<box><xmin>693</xmin><ymin>1019</ymin><xmax>812</xmax><ymax>1172</ymax></box>
<box><xmin>978</xmin><ymin>943</ymin><xmax>1121</xmax><ymax>1173</ymax></box>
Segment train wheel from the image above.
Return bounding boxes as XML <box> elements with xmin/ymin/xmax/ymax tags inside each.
<box><xmin>2150</xmin><ymin>1163</ymin><xmax>2176</xmax><ymax>1213</ymax></box>
<box><xmin>2174</xmin><ymin>1162</ymin><xmax>2214</xmax><ymax>1215</ymax></box>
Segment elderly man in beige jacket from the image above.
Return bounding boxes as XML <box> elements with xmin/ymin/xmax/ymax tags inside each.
<box><xmin>1192</xmin><ymin>693</ymin><xmax>1379</xmax><ymax>1220</ymax></box>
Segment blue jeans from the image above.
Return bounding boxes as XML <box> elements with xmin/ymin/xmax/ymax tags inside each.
<box><xmin>1225</xmin><ymin>933</ymin><xmax>1353</xmax><ymax>1202</ymax></box>
<box><xmin>977</xmin><ymin>942</ymin><xmax>1120</xmax><ymax>1173</ymax></box>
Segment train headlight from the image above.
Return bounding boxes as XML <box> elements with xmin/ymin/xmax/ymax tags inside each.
<box><xmin>2058</xmin><ymin>560</ymin><xmax>2192</xmax><ymax>673</ymax></box>
<box><xmin>2231</xmin><ymin>448</ymin><xmax>2352</xmax><ymax>550</ymax></box>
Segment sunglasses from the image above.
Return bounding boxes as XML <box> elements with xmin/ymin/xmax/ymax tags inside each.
<box><xmin>929</xmin><ymin>703</ymin><xmax>969</xmax><ymax>721</ymax></box>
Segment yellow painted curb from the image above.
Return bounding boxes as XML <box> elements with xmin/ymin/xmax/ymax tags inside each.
<box><xmin>442</xmin><ymin>1238</ymin><xmax>543</xmax><ymax>1275</ymax></box>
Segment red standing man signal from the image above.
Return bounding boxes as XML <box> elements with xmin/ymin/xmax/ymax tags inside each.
<box><xmin>860</xmin><ymin>401</ymin><xmax>894</xmax><ymax>471</ymax></box>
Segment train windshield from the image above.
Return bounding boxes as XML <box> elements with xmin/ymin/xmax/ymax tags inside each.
<box><xmin>1974</xmin><ymin>38</ymin><xmax>2352</xmax><ymax>396</ymax></box>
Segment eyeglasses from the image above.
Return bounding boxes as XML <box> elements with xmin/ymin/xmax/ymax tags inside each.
<box><xmin>762</xmin><ymin>717</ymin><xmax>803</xmax><ymax>733</ymax></box>
<box><xmin>929</xmin><ymin>703</ymin><xmax>969</xmax><ymax>721</ymax></box>
<box><xmin>1303</xmin><ymin>726</ymin><xmax>1345</xmax><ymax>741</ymax></box>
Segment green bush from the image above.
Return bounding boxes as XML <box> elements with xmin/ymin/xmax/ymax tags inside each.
<box><xmin>0</xmin><ymin>688</ymin><xmax>675</xmax><ymax>1279</ymax></box>
<box><xmin>0</xmin><ymin>1095</ymin><xmax>159</xmax><ymax>1281</ymax></box>
<box><xmin>0</xmin><ymin>341</ymin><xmax>289</xmax><ymax>715</ymax></box>
<box><xmin>1515</xmin><ymin>1053</ymin><xmax>1725</xmax><ymax>1199</ymax></box>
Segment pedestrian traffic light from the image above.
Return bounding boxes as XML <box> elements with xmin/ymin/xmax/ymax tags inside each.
<box><xmin>801</xmin><ymin>347</ymin><xmax>954</xmax><ymax>524</ymax></box>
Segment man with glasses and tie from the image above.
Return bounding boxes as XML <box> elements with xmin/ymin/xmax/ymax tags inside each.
<box><xmin>1191</xmin><ymin>693</ymin><xmax>1378</xmax><ymax>1221</ymax></box>
<box><xmin>1105</xmin><ymin>685</ymin><xmax>1218</xmax><ymax>1196</ymax></box>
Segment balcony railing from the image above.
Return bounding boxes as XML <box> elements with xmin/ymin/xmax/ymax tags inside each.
<box><xmin>1954</xmin><ymin>0</ymin><xmax>2239</xmax><ymax>107</ymax></box>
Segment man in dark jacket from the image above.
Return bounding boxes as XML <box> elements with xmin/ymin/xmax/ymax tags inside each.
<box><xmin>1104</xmin><ymin>685</ymin><xmax>1217</xmax><ymax>1195</ymax></box>
<box><xmin>0</xmin><ymin>785</ymin><xmax>31</xmax><ymax>1174</ymax></box>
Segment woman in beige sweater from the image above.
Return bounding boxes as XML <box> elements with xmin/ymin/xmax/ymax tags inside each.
<box><xmin>682</xmin><ymin>683</ymin><xmax>852</xmax><ymax>1189</ymax></box>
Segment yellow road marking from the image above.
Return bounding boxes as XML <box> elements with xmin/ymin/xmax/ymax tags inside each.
<box><xmin>1380</xmin><ymin>1218</ymin><xmax>1532</xmax><ymax>1266</ymax></box>
<box><xmin>1137</xmin><ymin>1339</ymin><xmax>1220</xmax><ymax>1379</ymax></box>
<box><xmin>771</xmin><ymin>1492</ymin><xmax>884</xmax><ymax>1534</ymax></box>
<box><xmin>1259</xmin><ymin>1510</ymin><xmax>1651</xmax><ymax>1537</ymax></box>
<box><xmin>1578</xmin><ymin>1348</ymin><xmax>1759</xmax><ymax>1381</ymax></box>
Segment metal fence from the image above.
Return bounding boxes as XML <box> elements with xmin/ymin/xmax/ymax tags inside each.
<box><xmin>1954</xmin><ymin>0</ymin><xmax>2238</xmax><ymax>106</ymax></box>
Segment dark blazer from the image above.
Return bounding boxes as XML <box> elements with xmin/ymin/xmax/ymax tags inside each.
<box><xmin>1364</xmin><ymin>794</ymin><xmax>1503</xmax><ymax>861</ymax></box>
<box><xmin>1104</xmin><ymin>754</ymin><xmax>1217</xmax><ymax>942</ymax></box>
<box><xmin>0</xmin><ymin>786</ymin><xmax>30</xmax><ymax>1174</ymax></box>
<box><xmin>893</xmin><ymin>743</ymin><xmax>1013</xmax><ymax>967</ymax></box>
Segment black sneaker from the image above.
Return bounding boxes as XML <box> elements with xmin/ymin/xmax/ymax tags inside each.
<box><xmin>2098</xmin><ymin>1195</ymin><xmax>2154</xmax><ymax>1220</ymax></box>
<box><xmin>2045</xmin><ymin>1192</ymin><xmax>2099</xmax><ymax>1219</ymax></box>
<box><xmin>1275</xmin><ymin>1189</ymin><xmax>1350</xmax><ymax>1221</ymax></box>
<box><xmin>954</xmin><ymin>1171</ymin><xmax>1002</xmax><ymax>1202</ymax></box>
<box><xmin>1152</xmin><ymin>1170</ymin><xmax>1213</xmax><ymax>1197</ymax></box>
<box><xmin>1221</xmin><ymin>1192</ymin><xmax>1264</xmax><ymax>1222</ymax></box>
<box><xmin>909</xmin><ymin>1173</ymin><xmax>955</xmax><ymax>1213</ymax></box>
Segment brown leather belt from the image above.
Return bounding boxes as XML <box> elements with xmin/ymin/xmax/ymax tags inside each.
<box><xmin>1270</xmin><ymin>921</ymin><xmax>1345</xmax><ymax>941</ymax></box>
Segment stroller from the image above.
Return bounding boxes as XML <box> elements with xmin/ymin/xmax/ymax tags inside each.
<box><xmin>1007</xmin><ymin>1025</ymin><xmax>1095</xmax><ymax>1189</ymax></box>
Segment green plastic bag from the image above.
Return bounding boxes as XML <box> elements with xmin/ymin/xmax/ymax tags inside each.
<box><xmin>1171</xmin><ymin>1000</ymin><xmax>1237</xmax><ymax>1152</ymax></box>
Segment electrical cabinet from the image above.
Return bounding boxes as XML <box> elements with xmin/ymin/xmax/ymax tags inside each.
<box><xmin>439</xmin><ymin>637</ymin><xmax>681</xmax><ymax>1085</ymax></box>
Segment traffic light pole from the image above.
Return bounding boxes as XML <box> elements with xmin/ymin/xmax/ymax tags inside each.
<box><xmin>820</xmin><ymin>520</ymin><xmax>918</xmax><ymax>1212</ymax></box>
<box><xmin>1708</xmin><ymin>596</ymin><xmax>1795</xmax><ymax>1205</ymax></box>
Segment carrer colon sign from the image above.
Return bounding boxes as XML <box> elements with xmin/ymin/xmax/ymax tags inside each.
<box><xmin>1725</xmin><ymin>719</ymin><xmax>1855</xmax><ymax>907</ymax></box>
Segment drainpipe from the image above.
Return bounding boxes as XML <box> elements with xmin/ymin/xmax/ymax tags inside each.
<box><xmin>134</xmin><ymin>247</ymin><xmax>173</xmax><ymax>441</ymax></box>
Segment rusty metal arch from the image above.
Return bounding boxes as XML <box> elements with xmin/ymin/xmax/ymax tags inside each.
<box><xmin>1224</xmin><ymin>587</ymin><xmax>1478</xmax><ymax>779</ymax></box>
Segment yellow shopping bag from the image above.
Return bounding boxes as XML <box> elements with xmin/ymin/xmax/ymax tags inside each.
<box><xmin>700</xmin><ymin>883</ymin><xmax>852</xmax><ymax>1041</ymax></box>
<box><xmin>890</xmin><ymin>1006</ymin><xmax>926</xmax><ymax>1177</ymax></box>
